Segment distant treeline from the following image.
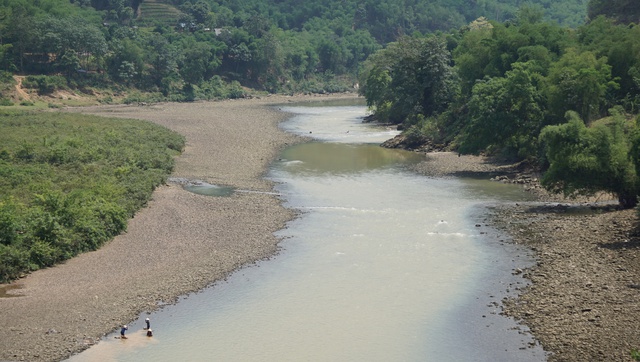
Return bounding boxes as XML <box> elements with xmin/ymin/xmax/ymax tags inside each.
<box><xmin>0</xmin><ymin>110</ymin><xmax>184</xmax><ymax>282</ymax></box>
<box><xmin>0</xmin><ymin>0</ymin><xmax>588</xmax><ymax>101</ymax></box>
<box><xmin>359</xmin><ymin>4</ymin><xmax>640</xmax><ymax>207</ymax></box>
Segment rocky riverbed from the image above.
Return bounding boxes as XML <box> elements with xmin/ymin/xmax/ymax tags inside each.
<box><xmin>493</xmin><ymin>202</ymin><xmax>640</xmax><ymax>361</ymax></box>
<box><xmin>409</xmin><ymin>151</ymin><xmax>640</xmax><ymax>361</ymax></box>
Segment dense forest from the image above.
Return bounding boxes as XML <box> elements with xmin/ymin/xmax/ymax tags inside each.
<box><xmin>0</xmin><ymin>0</ymin><xmax>588</xmax><ymax>101</ymax></box>
<box><xmin>360</xmin><ymin>2</ymin><xmax>640</xmax><ymax>207</ymax></box>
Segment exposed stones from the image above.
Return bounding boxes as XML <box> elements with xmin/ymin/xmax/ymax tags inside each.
<box><xmin>491</xmin><ymin>202</ymin><xmax>640</xmax><ymax>361</ymax></box>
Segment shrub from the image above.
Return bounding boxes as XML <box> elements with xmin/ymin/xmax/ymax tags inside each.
<box><xmin>23</xmin><ymin>75</ymin><xmax>68</xmax><ymax>95</ymax></box>
<box><xmin>0</xmin><ymin>71</ymin><xmax>13</xmax><ymax>84</ymax></box>
<box><xmin>227</xmin><ymin>81</ymin><xmax>246</xmax><ymax>99</ymax></box>
<box><xmin>0</xmin><ymin>199</ymin><xmax>20</xmax><ymax>246</ymax></box>
<box><xmin>0</xmin><ymin>245</ymin><xmax>29</xmax><ymax>282</ymax></box>
<box><xmin>29</xmin><ymin>239</ymin><xmax>60</xmax><ymax>269</ymax></box>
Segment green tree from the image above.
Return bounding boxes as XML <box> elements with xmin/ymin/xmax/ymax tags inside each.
<box><xmin>189</xmin><ymin>1</ymin><xmax>213</xmax><ymax>25</ymax></box>
<box><xmin>545</xmin><ymin>48</ymin><xmax>617</xmax><ymax>122</ymax></box>
<box><xmin>108</xmin><ymin>38</ymin><xmax>145</xmax><ymax>85</ymax></box>
<box><xmin>359</xmin><ymin>35</ymin><xmax>457</xmax><ymax>124</ymax></box>
<box><xmin>34</xmin><ymin>16</ymin><xmax>107</xmax><ymax>72</ymax></box>
<box><xmin>453</xmin><ymin>16</ymin><xmax>568</xmax><ymax>95</ymax></box>
<box><xmin>460</xmin><ymin>61</ymin><xmax>545</xmax><ymax>158</ymax></box>
<box><xmin>57</xmin><ymin>50</ymin><xmax>81</xmax><ymax>76</ymax></box>
<box><xmin>361</xmin><ymin>66</ymin><xmax>393</xmax><ymax>120</ymax></box>
<box><xmin>280</xmin><ymin>30</ymin><xmax>315</xmax><ymax>81</ymax></box>
<box><xmin>578</xmin><ymin>16</ymin><xmax>640</xmax><ymax>112</ymax></box>
<box><xmin>178</xmin><ymin>40</ymin><xmax>218</xmax><ymax>85</ymax></box>
<box><xmin>588</xmin><ymin>0</ymin><xmax>640</xmax><ymax>24</ymax></box>
<box><xmin>452</xmin><ymin>22</ymin><xmax>495</xmax><ymax>95</ymax></box>
<box><xmin>145</xmin><ymin>34</ymin><xmax>182</xmax><ymax>93</ymax></box>
<box><xmin>540</xmin><ymin>111</ymin><xmax>638</xmax><ymax>208</ymax></box>
<box><xmin>251</xmin><ymin>29</ymin><xmax>286</xmax><ymax>92</ymax></box>
<box><xmin>317</xmin><ymin>37</ymin><xmax>349</xmax><ymax>74</ymax></box>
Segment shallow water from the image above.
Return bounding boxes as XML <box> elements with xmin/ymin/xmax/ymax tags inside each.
<box><xmin>182</xmin><ymin>183</ymin><xmax>235</xmax><ymax>197</ymax></box>
<box><xmin>68</xmin><ymin>104</ymin><xmax>545</xmax><ymax>361</ymax></box>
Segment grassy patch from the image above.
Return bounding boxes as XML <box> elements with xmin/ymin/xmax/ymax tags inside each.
<box><xmin>0</xmin><ymin>110</ymin><xmax>185</xmax><ymax>282</ymax></box>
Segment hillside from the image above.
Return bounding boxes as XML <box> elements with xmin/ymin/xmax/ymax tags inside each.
<box><xmin>0</xmin><ymin>0</ymin><xmax>592</xmax><ymax>104</ymax></box>
<box><xmin>138</xmin><ymin>0</ymin><xmax>183</xmax><ymax>26</ymax></box>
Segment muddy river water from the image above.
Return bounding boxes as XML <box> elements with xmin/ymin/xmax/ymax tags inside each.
<box><xmin>68</xmin><ymin>103</ymin><xmax>546</xmax><ymax>361</ymax></box>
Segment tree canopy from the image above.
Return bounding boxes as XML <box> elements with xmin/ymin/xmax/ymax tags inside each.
<box><xmin>0</xmin><ymin>0</ymin><xmax>591</xmax><ymax>100</ymax></box>
<box><xmin>359</xmin><ymin>0</ymin><xmax>640</xmax><ymax>207</ymax></box>
<box><xmin>540</xmin><ymin>111</ymin><xmax>638</xmax><ymax>207</ymax></box>
<box><xmin>588</xmin><ymin>0</ymin><xmax>640</xmax><ymax>25</ymax></box>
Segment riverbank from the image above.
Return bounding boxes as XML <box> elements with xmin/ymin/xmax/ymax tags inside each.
<box><xmin>492</xmin><ymin>202</ymin><xmax>640</xmax><ymax>361</ymax></box>
<box><xmin>0</xmin><ymin>93</ymin><xmax>353</xmax><ymax>362</ymax></box>
<box><xmin>411</xmin><ymin>151</ymin><xmax>640</xmax><ymax>361</ymax></box>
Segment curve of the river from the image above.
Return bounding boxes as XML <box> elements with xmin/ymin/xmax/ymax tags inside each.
<box><xmin>68</xmin><ymin>103</ymin><xmax>546</xmax><ymax>361</ymax></box>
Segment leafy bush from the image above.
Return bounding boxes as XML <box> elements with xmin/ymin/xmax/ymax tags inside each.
<box><xmin>540</xmin><ymin>111</ymin><xmax>639</xmax><ymax>208</ymax></box>
<box><xmin>402</xmin><ymin>114</ymin><xmax>443</xmax><ymax>148</ymax></box>
<box><xmin>199</xmin><ymin>76</ymin><xmax>227</xmax><ymax>100</ymax></box>
<box><xmin>0</xmin><ymin>245</ymin><xmax>29</xmax><ymax>281</ymax></box>
<box><xmin>23</xmin><ymin>75</ymin><xmax>68</xmax><ymax>95</ymax></box>
<box><xmin>0</xmin><ymin>199</ymin><xmax>20</xmax><ymax>246</ymax></box>
<box><xmin>0</xmin><ymin>71</ymin><xmax>13</xmax><ymax>84</ymax></box>
<box><xmin>227</xmin><ymin>81</ymin><xmax>246</xmax><ymax>99</ymax></box>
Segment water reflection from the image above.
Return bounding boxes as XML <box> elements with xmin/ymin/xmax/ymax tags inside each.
<box><xmin>278</xmin><ymin>142</ymin><xmax>424</xmax><ymax>175</ymax></box>
<box><xmin>182</xmin><ymin>183</ymin><xmax>235</xmax><ymax>197</ymax></box>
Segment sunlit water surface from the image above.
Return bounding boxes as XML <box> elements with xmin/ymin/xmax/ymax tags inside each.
<box><xmin>68</xmin><ymin>103</ymin><xmax>545</xmax><ymax>361</ymax></box>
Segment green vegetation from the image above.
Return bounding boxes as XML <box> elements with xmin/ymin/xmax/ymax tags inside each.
<box><xmin>540</xmin><ymin>110</ymin><xmax>638</xmax><ymax>207</ymax></box>
<box><xmin>1</xmin><ymin>0</ymin><xmax>637</xmax><ymax>278</ymax></box>
<box><xmin>588</xmin><ymin>0</ymin><xmax>640</xmax><ymax>25</ymax></box>
<box><xmin>0</xmin><ymin>0</ymin><xmax>590</xmax><ymax>101</ymax></box>
<box><xmin>0</xmin><ymin>110</ymin><xmax>184</xmax><ymax>282</ymax></box>
<box><xmin>360</xmin><ymin>1</ymin><xmax>640</xmax><ymax>207</ymax></box>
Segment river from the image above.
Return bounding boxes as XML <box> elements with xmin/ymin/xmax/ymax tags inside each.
<box><xmin>68</xmin><ymin>102</ymin><xmax>546</xmax><ymax>361</ymax></box>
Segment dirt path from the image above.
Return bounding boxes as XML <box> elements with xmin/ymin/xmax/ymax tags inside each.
<box><xmin>13</xmin><ymin>75</ymin><xmax>30</xmax><ymax>100</ymax></box>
